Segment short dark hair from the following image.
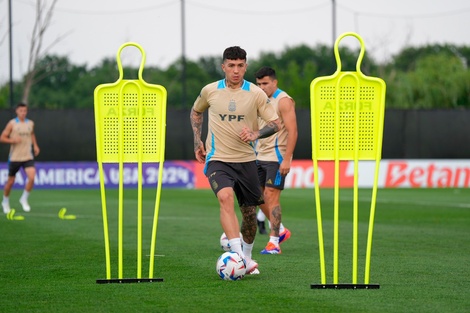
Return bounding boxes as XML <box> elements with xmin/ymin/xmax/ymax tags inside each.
<box><xmin>16</xmin><ymin>102</ymin><xmax>28</xmax><ymax>109</ymax></box>
<box><xmin>255</xmin><ymin>66</ymin><xmax>276</xmax><ymax>80</ymax></box>
<box><xmin>222</xmin><ymin>46</ymin><xmax>247</xmax><ymax>61</ymax></box>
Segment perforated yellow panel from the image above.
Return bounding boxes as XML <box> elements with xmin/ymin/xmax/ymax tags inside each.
<box><xmin>95</xmin><ymin>82</ymin><xmax>165</xmax><ymax>163</ymax></box>
<box><xmin>94</xmin><ymin>43</ymin><xmax>167</xmax><ymax>164</ymax></box>
<box><xmin>310</xmin><ymin>34</ymin><xmax>386</xmax><ymax>161</ymax></box>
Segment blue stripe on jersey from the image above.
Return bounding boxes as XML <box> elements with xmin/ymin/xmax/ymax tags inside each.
<box><xmin>203</xmin><ymin>131</ymin><xmax>216</xmax><ymax>175</ymax></box>
<box><xmin>253</xmin><ymin>139</ymin><xmax>259</xmax><ymax>156</ymax></box>
<box><xmin>274</xmin><ymin>137</ymin><xmax>283</xmax><ymax>186</ymax></box>
<box><xmin>217</xmin><ymin>79</ymin><xmax>226</xmax><ymax>89</ymax></box>
<box><xmin>217</xmin><ymin>79</ymin><xmax>250</xmax><ymax>91</ymax></box>
<box><xmin>14</xmin><ymin>117</ymin><xmax>29</xmax><ymax>123</ymax></box>
<box><xmin>249</xmin><ymin>141</ymin><xmax>257</xmax><ymax>155</ymax></box>
<box><xmin>241</xmin><ymin>80</ymin><xmax>250</xmax><ymax>91</ymax></box>
<box><xmin>274</xmin><ymin>137</ymin><xmax>283</xmax><ymax>164</ymax></box>
<box><xmin>273</xmin><ymin>88</ymin><xmax>283</xmax><ymax>99</ymax></box>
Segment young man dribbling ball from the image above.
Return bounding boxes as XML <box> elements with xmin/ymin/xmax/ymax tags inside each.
<box><xmin>190</xmin><ymin>46</ymin><xmax>281</xmax><ymax>274</ymax></box>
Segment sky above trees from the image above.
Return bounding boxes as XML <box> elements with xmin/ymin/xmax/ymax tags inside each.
<box><xmin>1</xmin><ymin>0</ymin><xmax>470</xmax><ymax>84</ymax></box>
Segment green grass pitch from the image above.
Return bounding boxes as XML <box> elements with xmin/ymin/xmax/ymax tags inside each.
<box><xmin>0</xmin><ymin>188</ymin><xmax>469</xmax><ymax>312</ymax></box>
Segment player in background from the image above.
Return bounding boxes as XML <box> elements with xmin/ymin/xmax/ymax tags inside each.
<box><xmin>1</xmin><ymin>103</ymin><xmax>40</xmax><ymax>214</ymax></box>
<box><xmin>190</xmin><ymin>46</ymin><xmax>281</xmax><ymax>274</ymax></box>
<box><xmin>257</xmin><ymin>210</ymin><xmax>268</xmax><ymax>234</ymax></box>
<box><xmin>255</xmin><ymin>67</ymin><xmax>298</xmax><ymax>254</ymax></box>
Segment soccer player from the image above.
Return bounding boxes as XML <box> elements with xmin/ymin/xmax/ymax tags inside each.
<box><xmin>255</xmin><ymin>67</ymin><xmax>298</xmax><ymax>254</ymax></box>
<box><xmin>1</xmin><ymin>103</ymin><xmax>40</xmax><ymax>214</ymax></box>
<box><xmin>190</xmin><ymin>46</ymin><xmax>281</xmax><ymax>274</ymax></box>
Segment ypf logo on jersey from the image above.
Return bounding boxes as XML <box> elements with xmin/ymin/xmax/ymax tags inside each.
<box><xmin>219</xmin><ymin>99</ymin><xmax>245</xmax><ymax>122</ymax></box>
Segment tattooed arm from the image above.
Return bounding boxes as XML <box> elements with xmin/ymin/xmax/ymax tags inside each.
<box><xmin>239</xmin><ymin>118</ymin><xmax>281</xmax><ymax>143</ymax></box>
<box><xmin>190</xmin><ymin>108</ymin><xmax>206</xmax><ymax>163</ymax></box>
<box><xmin>258</xmin><ymin>118</ymin><xmax>281</xmax><ymax>138</ymax></box>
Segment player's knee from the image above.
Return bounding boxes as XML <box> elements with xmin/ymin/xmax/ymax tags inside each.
<box><xmin>217</xmin><ymin>189</ymin><xmax>233</xmax><ymax>205</ymax></box>
<box><xmin>264</xmin><ymin>187</ymin><xmax>279</xmax><ymax>199</ymax></box>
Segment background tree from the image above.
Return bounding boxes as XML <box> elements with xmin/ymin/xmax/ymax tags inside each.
<box><xmin>197</xmin><ymin>56</ymin><xmax>224</xmax><ymax>81</ymax></box>
<box><xmin>28</xmin><ymin>55</ymin><xmax>88</xmax><ymax>108</ymax></box>
<box><xmin>384</xmin><ymin>45</ymin><xmax>470</xmax><ymax>108</ymax></box>
<box><xmin>144</xmin><ymin>58</ymin><xmax>211</xmax><ymax>108</ymax></box>
<box><xmin>1</xmin><ymin>42</ymin><xmax>469</xmax><ymax>109</ymax></box>
<box><xmin>22</xmin><ymin>0</ymin><xmax>69</xmax><ymax>105</ymax></box>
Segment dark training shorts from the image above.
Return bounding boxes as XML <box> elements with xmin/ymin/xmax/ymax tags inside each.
<box><xmin>257</xmin><ymin>160</ymin><xmax>285</xmax><ymax>190</ymax></box>
<box><xmin>8</xmin><ymin>160</ymin><xmax>35</xmax><ymax>177</ymax></box>
<box><xmin>205</xmin><ymin>160</ymin><xmax>264</xmax><ymax>207</ymax></box>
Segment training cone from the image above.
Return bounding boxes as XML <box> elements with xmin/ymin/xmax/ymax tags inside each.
<box><xmin>6</xmin><ymin>209</ymin><xmax>25</xmax><ymax>221</ymax></box>
<box><xmin>58</xmin><ymin>208</ymin><xmax>76</xmax><ymax>220</ymax></box>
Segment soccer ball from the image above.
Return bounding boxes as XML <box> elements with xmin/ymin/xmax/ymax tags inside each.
<box><xmin>216</xmin><ymin>251</ymin><xmax>246</xmax><ymax>281</ymax></box>
<box><xmin>220</xmin><ymin>232</ymin><xmax>230</xmax><ymax>251</ymax></box>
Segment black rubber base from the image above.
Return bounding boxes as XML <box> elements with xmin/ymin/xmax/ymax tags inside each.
<box><xmin>96</xmin><ymin>278</ymin><xmax>164</xmax><ymax>284</ymax></box>
<box><xmin>311</xmin><ymin>284</ymin><xmax>380</xmax><ymax>289</ymax></box>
